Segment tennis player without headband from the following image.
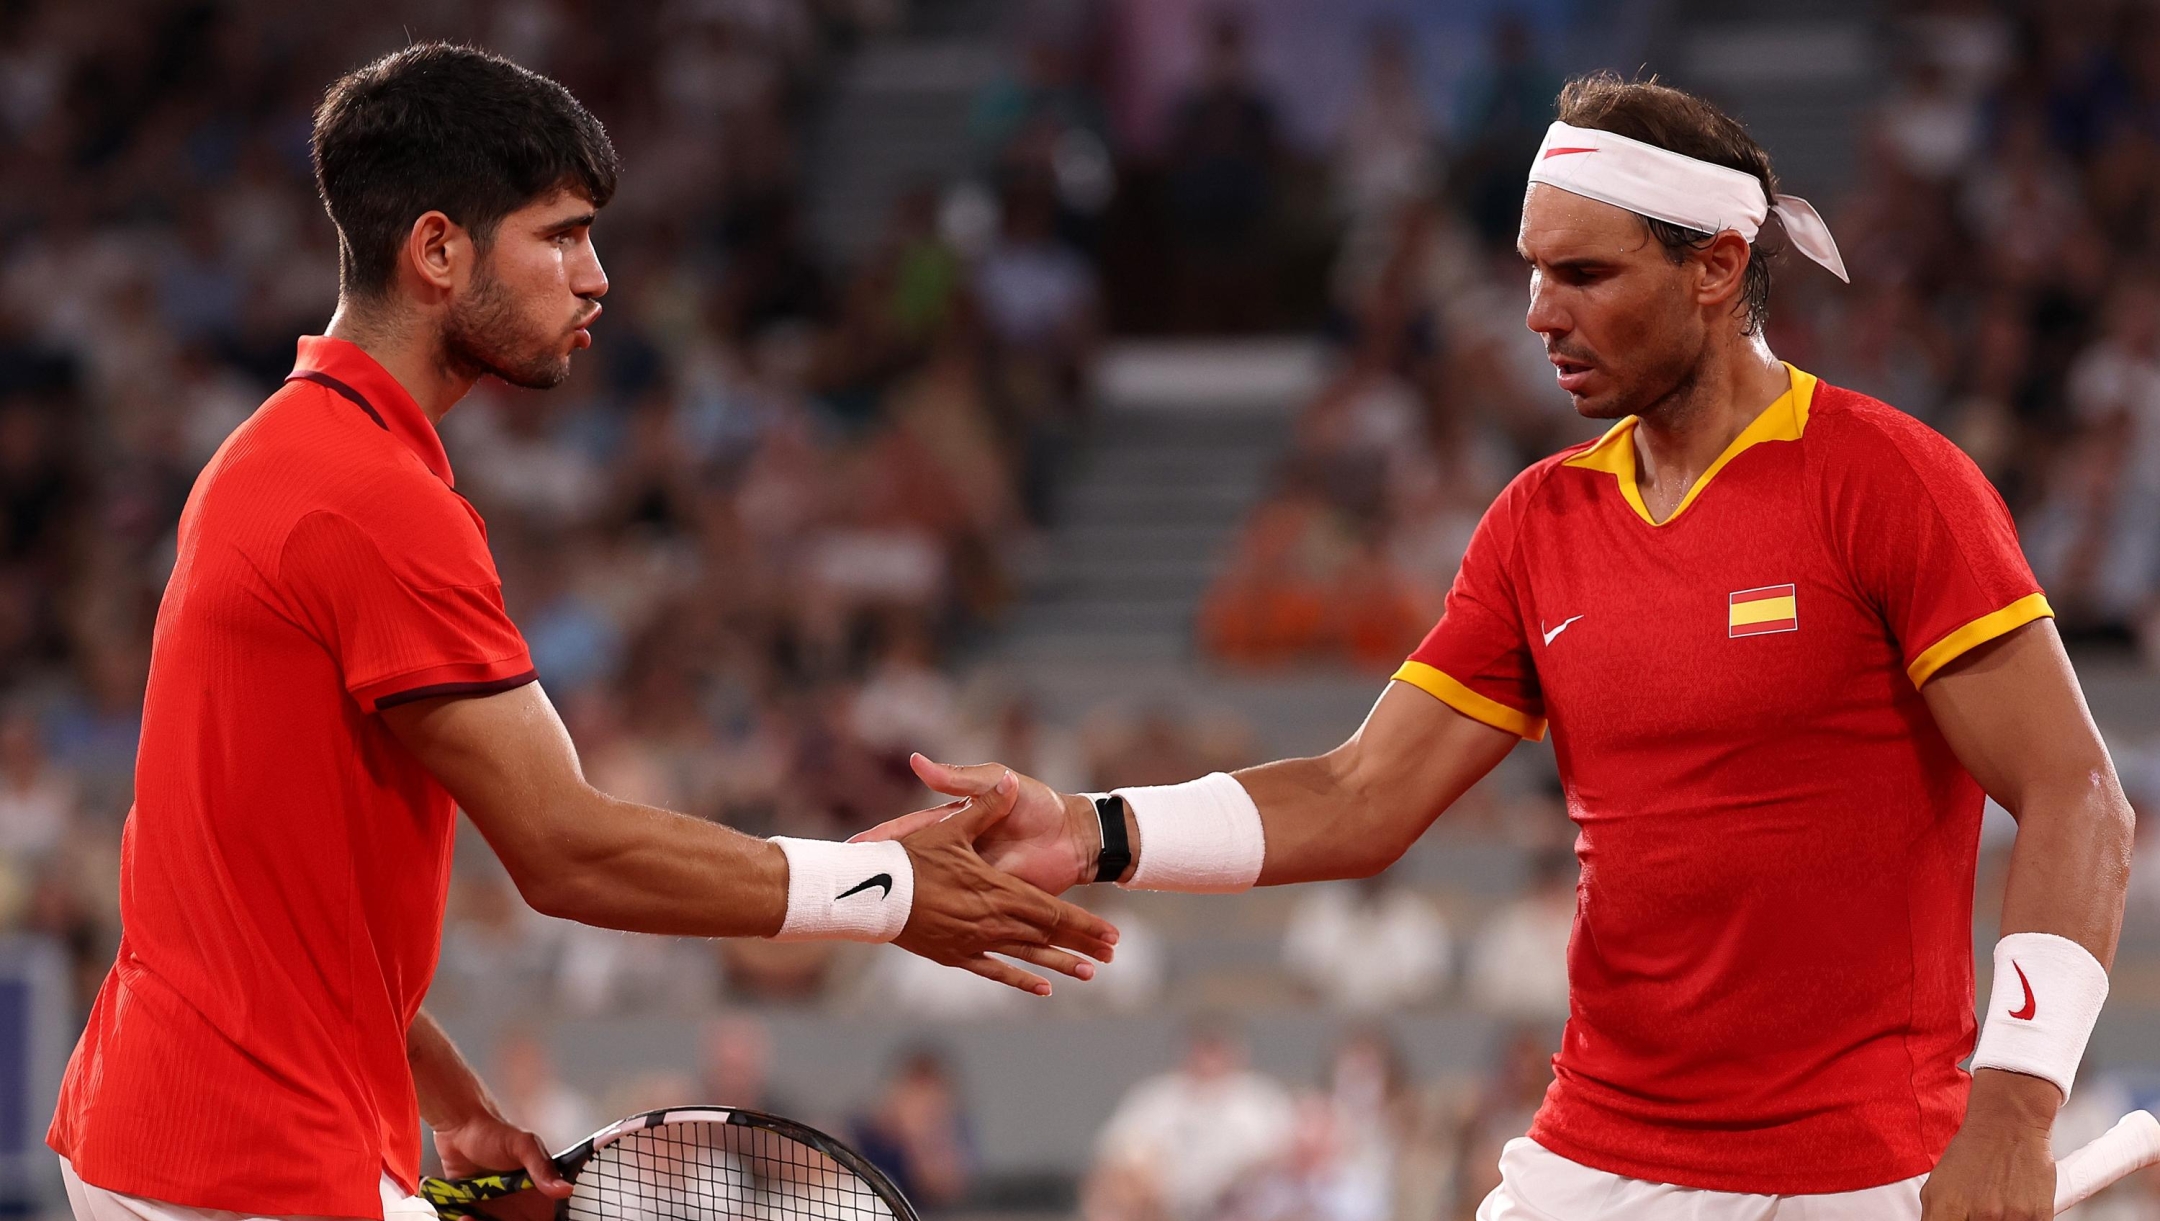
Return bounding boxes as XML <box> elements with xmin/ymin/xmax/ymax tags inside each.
<box><xmin>868</xmin><ymin>75</ymin><xmax>2133</xmax><ymax>1220</ymax></box>
<box><xmin>47</xmin><ymin>43</ymin><xmax>1113</xmax><ymax>1221</ymax></box>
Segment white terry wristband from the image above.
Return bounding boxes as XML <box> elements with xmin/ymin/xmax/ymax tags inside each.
<box><xmin>1114</xmin><ymin>772</ymin><xmax>1265</xmax><ymax>893</ymax></box>
<box><xmin>770</xmin><ymin>838</ymin><xmax>914</xmax><ymax>942</ymax></box>
<box><xmin>1972</xmin><ymin>931</ymin><xmax>2108</xmax><ymax>1102</ymax></box>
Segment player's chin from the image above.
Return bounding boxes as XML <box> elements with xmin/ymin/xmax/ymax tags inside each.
<box><xmin>1568</xmin><ymin>386</ymin><xmax>1627</xmax><ymax>421</ymax></box>
<box><xmin>492</xmin><ymin>350</ymin><xmax>575</xmax><ymax>391</ymax></box>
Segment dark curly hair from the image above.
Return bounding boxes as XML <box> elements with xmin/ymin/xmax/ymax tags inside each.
<box><xmin>1554</xmin><ymin>72</ymin><xmax>1782</xmax><ymax>335</ymax></box>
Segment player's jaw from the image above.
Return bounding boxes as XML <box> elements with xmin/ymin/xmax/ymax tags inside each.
<box><xmin>441</xmin><ymin>189</ymin><xmax>609</xmax><ymax>391</ymax></box>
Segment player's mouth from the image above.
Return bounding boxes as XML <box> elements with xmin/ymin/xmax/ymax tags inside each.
<box><xmin>571</xmin><ymin>304</ymin><xmax>601</xmax><ymax>350</ymax></box>
<box><xmin>1550</xmin><ymin>353</ymin><xmax>1596</xmax><ymax>394</ymax></box>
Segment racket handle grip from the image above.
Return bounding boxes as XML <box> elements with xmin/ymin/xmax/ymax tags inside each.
<box><xmin>2057</xmin><ymin>1110</ymin><xmax>2160</xmax><ymax>1213</ymax></box>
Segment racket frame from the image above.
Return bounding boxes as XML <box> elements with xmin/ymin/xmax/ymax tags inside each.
<box><xmin>421</xmin><ymin>1106</ymin><xmax>920</xmax><ymax>1221</ymax></box>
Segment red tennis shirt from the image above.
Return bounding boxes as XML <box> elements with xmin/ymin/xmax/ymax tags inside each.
<box><xmin>1397</xmin><ymin>367</ymin><xmax>2051</xmax><ymax>1194</ymax></box>
<box><xmin>49</xmin><ymin>337</ymin><xmax>535</xmax><ymax>1215</ymax></box>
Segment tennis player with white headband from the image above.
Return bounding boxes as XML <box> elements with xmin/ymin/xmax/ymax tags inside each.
<box><xmin>866</xmin><ymin>74</ymin><xmax>2137</xmax><ymax>1219</ymax></box>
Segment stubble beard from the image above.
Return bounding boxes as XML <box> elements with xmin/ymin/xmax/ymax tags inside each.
<box><xmin>443</xmin><ymin>266</ymin><xmax>575</xmax><ymax>391</ymax></box>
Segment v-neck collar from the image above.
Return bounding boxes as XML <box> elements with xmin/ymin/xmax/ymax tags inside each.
<box><xmin>286</xmin><ymin>335</ymin><xmax>455</xmax><ymax>487</ymax></box>
<box><xmin>1561</xmin><ymin>363</ymin><xmax>1816</xmax><ymax>527</ymax></box>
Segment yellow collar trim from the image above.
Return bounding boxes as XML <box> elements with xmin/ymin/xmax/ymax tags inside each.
<box><xmin>1561</xmin><ymin>364</ymin><xmax>1817</xmax><ymax>527</ymax></box>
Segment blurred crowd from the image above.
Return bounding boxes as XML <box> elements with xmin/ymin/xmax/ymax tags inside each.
<box><xmin>12</xmin><ymin>0</ymin><xmax>2160</xmax><ymax>1214</ymax></box>
<box><xmin>1206</xmin><ymin>0</ymin><xmax>2160</xmax><ymax>672</ymax></box>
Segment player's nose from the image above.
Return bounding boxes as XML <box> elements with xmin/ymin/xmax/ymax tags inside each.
<box><xmin>575</xmin><ymin>247</ymin><xmax>610</xmax><ymax>301</ymax></box>
<box><xmin>1524</xmin><ymin>281</ymin><xmax>1568</xmax><ymax>338</ymax></box>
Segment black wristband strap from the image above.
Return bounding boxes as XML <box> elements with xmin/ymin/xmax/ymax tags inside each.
<box><xmin>1093</xmin><ymin>794</ymin><xmax>1132</xmax><ymax>884</ymax></box>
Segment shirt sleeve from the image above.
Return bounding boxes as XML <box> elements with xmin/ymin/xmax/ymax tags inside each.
<box><xmin>1393</xmin><ymin>476</ymin><xmax>1546</xmax><ymax>740</ymax></box>
<box><xmin>1831</xmin><ymin>412</ymin><xmax>2051</xmax><ymax>687</ymax></box>
<box><xmin>278</xmin><ymin>505</ymin><xmax>536</xmax><ymax>713</ymax></box>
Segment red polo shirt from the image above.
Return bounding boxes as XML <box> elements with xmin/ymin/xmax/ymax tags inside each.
<box><xmin>49</xmin><ymin>337</ymin><xmax>535</xmax><ymax>1216</ymax></box>
<box><xmin>1396</xmin><ymin>368</ymin><xmax>2047</xmax><ymax>1192</ymax></box>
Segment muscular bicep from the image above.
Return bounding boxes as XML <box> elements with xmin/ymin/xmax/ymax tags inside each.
<box><xmin>1922</xmin><ymin>617</ymin><xmax>2132</xmax><ymax>964</ymax></box>
<box><xmin>381</xmin><ymin>681</ymin><xmax>595</xmax><ymax>883</ymax></box>
<box><xmin>1920</xmin><ymin>619</ymin><xmax>2113</xmax><ymax>814</ymax></box>
<box><xmin>1242</xmin><ymin>679</ymin><xmax>1522</xmax><ymax>885</ymax></box>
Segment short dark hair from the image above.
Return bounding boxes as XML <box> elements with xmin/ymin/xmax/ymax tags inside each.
<box><xmin>1555</xmin><ymin>72</ymin><xmax>1781</xmax><ymax>334</ymax></box>
<box><xmin>311</xmin><ymin>43</ymin><xmax>619</xmax><ymax>298</ymax></box>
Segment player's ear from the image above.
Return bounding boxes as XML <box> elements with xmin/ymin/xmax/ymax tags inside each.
<box><xmin>1693</xmin><ymin>230</ymin><xmax>1751</xmax><ymax>317</ymax></box>
<box><xmin>403</xmin><ymin>210</ymin><xmax>468</xmax><ymax>299</ymax></box>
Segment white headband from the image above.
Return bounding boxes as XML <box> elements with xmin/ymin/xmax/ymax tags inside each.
<box><xmin>1527</xmin><ymin>121</ymin><xmax>1849</xmax><ymax>283</ymax></box>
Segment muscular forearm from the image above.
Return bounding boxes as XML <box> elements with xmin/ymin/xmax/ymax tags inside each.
<box><xmin>1051</xmin><ymin>684</ymin><xmax>1519</xmax><ymax>889</ymax></box>
<box><xmin>479</xmin><ymin>787</ymin><xmax>789</xmax><ymax>937</ymax></box>
<box><xmin>409</xmin><ymin>1008</ymin><xmax>502</xmax><ymax>1131</ymax></box>
<box><xmin>1235</xmin><ymin>752</ymin><xmax>1439</xmax><ymax>884</ymax></box>
<box><xmin>386</xmin><ymin>685</ymin><xmax>791</xmax><ymax>937</ymax></box>
<box><xmin>1997</xmin><ymin>768</ymin><xmax>2133</xmax><ymax>967</ymax></box>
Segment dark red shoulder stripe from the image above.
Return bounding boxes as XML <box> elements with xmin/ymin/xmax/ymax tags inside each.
<box><xmin>286</xmin><ymin>370</ymin><xmax>388</xmax><ymax>431</ymax></box>
<box><xmin>373</xmin><ymin>669</ymin><xmax>538</xmax><ymax>710</ymax></box>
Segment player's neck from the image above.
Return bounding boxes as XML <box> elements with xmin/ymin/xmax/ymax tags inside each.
<box><xmin>324</xmin><ymin>299</ymin><xmax>480</xmax><ymax>426</ymax></box>
<box><xmin>1628</xmin><ymin>339</ymin><xmax>1789</xmax><ymax>524</ymax></box>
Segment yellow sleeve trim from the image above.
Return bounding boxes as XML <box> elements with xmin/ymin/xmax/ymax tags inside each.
<box><xmin>1905</xmin><ymin>593</ymin><xmax>2055</xmax><ymax>686</ymax></box>
<box><xmin>1391</xmin><ymin>660</ymin><xmax>1548</xmax><ymax>741</ymax></box>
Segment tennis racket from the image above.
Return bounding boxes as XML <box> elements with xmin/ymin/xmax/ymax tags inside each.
<box><xmin>421</xmin><ymin>1107</ymin><xmax>919</xmax><ymax>1221</ymax></box>
<box><xmin>2055</xmin><ymin>1109</ymin><xmax>2160</xmax><ymax>1213</ymax></box>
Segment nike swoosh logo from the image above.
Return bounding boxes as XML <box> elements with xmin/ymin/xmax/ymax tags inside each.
<box><xmin>1542</xmin><ymin>615</ymin><xmax>1584</xmax><ymax>645</ymax></box>
<box><xmin>1543</xmin><ymin>147</ymin><xmax>1598</xmax><ymax>158</ymax></box>
<box><xmin>2008</xmin><ymin>961</ymin><xmax>2036</xmax><ymax>1020</ymax></box>
<box><xmin>837</xmin><ymin>873</ymin><xmax>893</xmax><ymax>902</ymax></box>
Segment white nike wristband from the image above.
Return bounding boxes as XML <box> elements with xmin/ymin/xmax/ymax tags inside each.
<box><xmin>770</xmin><ymin>837</ymin><xmax>914</xmax><ymax>942</ymax></box>
<box><xmin>1114</xmin><ymin>772</ymin><xmax>1266</xmax><ymax>893</ymax></box>
<box><xmin>1971</xmin><ymin>931</ymin><xmax>2108</xmax><ymax>1102</ymax></box>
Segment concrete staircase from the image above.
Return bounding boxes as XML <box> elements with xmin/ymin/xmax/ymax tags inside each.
<box><xmin>1662</xmin><ymin>0</ymin><xmax>1885</xmax><ymax>196</ymax></box>
<box><xmin>984</xmin><ymin>340</ymin><xmax>1321</xmax><ymax>669</ymax></box>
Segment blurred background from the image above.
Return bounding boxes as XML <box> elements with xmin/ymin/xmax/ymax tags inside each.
<box><xmin>7</xmin><ymin>0</ymin><xmax>2160</xmax><ymax>1215</ymax></box>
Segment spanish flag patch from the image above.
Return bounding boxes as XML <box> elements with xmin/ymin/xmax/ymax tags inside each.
<box><xmin>1729</xmin><ymin>584</ymin><xmax>1798</xmax><ymax>637</ymax></box>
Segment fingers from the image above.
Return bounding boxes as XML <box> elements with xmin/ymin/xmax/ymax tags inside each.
<box><xmin>996</xmin><ymin>942</ymin><xmax>1097</xmax><ymax>981</ymax></box>
<box><xmin>951</xmin><ymin>771</ymin><xmax>1019</xmax><ymax>836</ymax></box>
<box><xmin>1045</xmin><ymin>919</ymin><xmax>1118</xmax><ymax>964</ymax></box>
<box><xmin>848</xmin><ymin>801</ymin><xmax>964</xmax><ymax>843</ymax></box>
<box><xmin>955</xmin><ymin>952</ymin><xmax>1053</xmax><ymax>997</ymax></box>
<box><xmin>1045</xmin><ymin>892</ymin><xmax>1120</xmax><ymax>951</ymax></box>
<box><xmin>515</xmin><ymin>1131</ymin><xmax>572</xmax><ymax>1198</ymax></box>
<box><xmin>910</xmin><ymin>753</ymin><xmax>1011</xmax><ymax>798</ymax></box>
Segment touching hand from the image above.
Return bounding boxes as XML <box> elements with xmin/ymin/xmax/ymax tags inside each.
<box><xmin>894</xmin><ymin>770</ymin><xmax>1117</xmax><ymax>994</ymax></box>
<box><xmin>1919</xmin><ymin>1069</ymin><xmax>2058</xmax><ymax>1220</ymax></box>
<box><xmin>853</xmin><ymin>755</ymin><xmax>1099</xmax><ymax>895</ymax></box>
<box><xmin>434</xmin><ymin>1111</ymin><xmax>574</xmax><ymax>1199</ymax></box>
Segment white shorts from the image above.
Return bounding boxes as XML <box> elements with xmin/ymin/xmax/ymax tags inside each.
<box><xmin>1476</xmin><ymin>1138</ymin><xmax>1925</xmax><ymax>1221</ymax></box>
<box><xmin>60</xmin><ymin>1157</ymin><xmax>439</xmax><ymax>1221</ymax></box>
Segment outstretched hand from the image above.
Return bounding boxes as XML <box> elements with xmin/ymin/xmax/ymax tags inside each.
<box><xmin>855</xmin><ymin>755</ymin><xmax>1098</xmax><ymax>896</ymax></box>
<box><xmin>893</xmin><ymin>770</ymin><xmax>1117</xmax><ymax>995</ymax></box>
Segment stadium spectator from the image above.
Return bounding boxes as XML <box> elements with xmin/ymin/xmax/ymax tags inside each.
<box><xmin>494</xmin><ymin>1028</ymin><xmax>597</xmax><ymax>1154</ymax></box>
<box><xmin>1447</xmin><ymin>1026</ymin><xmax>1558</xmax><ymax>1215</ymax></box>
<box><xmin>1091</xmin><ymin>1018</ymin><xmax>1295</xmax><ymax>1221</ymax></box>
<box><xmin>1464</xmin><ymin>849</ymin><xmax>1575</xmax><ymax>1022</ymax></box>
<box><xmin>1281</xmin><ymin>873</ymin><xmax>1452</xmax><ymax>1012</ymax></box>
<box><xmin>699</xmin><ymin>1014</ymin><xmax>792</xmax><ymax>1114</ymax></box>
<box><xmin>850</xmin><ymin>1045</ymin><xmax>980</xmax><ymax>1210</ymax></box>
<box><xmin>1161</xmin><ymin>11</ymin><xmax>1283</xmax><ymax>332</ymax></box>
<box><xmin>0</xmin><ymin>711</ymin><xmax>75</xmax><ymax>865</ymax></box>
<box><xmin>1333</xmin><ymin>27</ymin><xmax>1436</xmax><ymax>231</ymax></box>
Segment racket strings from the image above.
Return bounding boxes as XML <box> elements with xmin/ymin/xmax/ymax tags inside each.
<box><xmin>572</xmin><ymin>1121</ymin><xmax>897</xmax><ymax>1221</ymax></box>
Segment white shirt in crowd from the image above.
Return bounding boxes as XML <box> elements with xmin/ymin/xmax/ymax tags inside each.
<box><xmin>1097</xmin><ymin>1067</ymin><xmax>1296</xmax><ymax>1221</ymax></box>
<box><xmin>1282</xmin><ymin>881</ymin><xmax>1451</xmax><ymax>1012</ymax></box>
<box><xmin>1467</xmin><ymin>887</ymin><xmax>1574</xmax><ymax>1020</ymax></box>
